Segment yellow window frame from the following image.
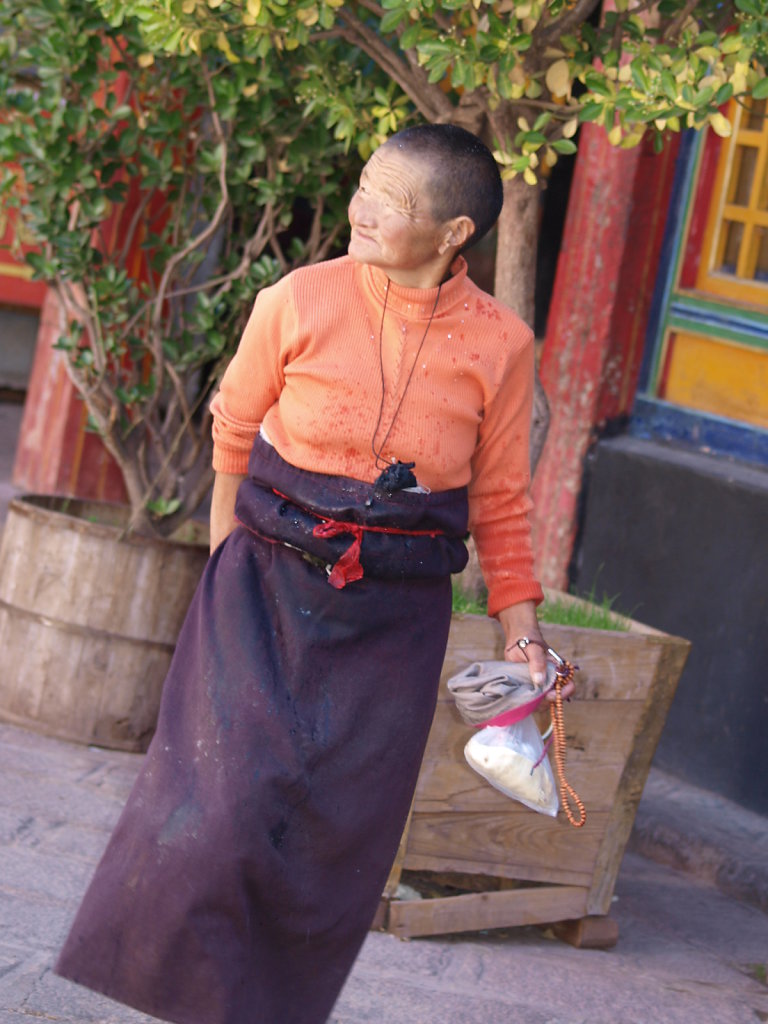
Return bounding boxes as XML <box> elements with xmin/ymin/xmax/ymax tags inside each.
<box><xmin>697</xmin><ymin>98</ymin><xmax>768</xmax><ymax>309</ymax></box>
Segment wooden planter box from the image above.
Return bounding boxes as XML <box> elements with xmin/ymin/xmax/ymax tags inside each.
<box><xmin>377</xmin><ymin>601</ymin><xmax>691</xmax><ymax>947</ymax></box>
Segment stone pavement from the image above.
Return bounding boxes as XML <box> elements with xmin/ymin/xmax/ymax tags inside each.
<box><xmin>1</xmin><ymin>722</ymin><xmax>768</xmax><ymax>1024</ymax></box>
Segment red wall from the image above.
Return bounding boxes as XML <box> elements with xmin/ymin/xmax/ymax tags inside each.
<box><xmin>13</xmin><ymin>290</ymin><xmax>128</xmax><ymax>502</ymax></box>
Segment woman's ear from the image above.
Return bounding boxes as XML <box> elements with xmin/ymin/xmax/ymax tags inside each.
<box><xmin>438</xmin><ymin>215</ymin><xmax>476</xmax><ymax>254</ymax></box>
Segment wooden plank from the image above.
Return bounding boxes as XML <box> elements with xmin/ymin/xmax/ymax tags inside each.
<box><xmin>440</xmin><ymin>614</ymin><xmax>505</xmax><ymax>680</ymax></box>
<box><xmin>515</xmin><ymin>624</ymin><xmax>672</xmax><ymax>702</ymax></box>
<box><xmin>415</xmin><ymin>610</ymin><xmax>691</xmax><ymax>927</ymax></box>
<box><xmin>415</xmin><ymin>751</ymin><xmax>625</xmax><ymax>816</ymax></box>
<box><xmin>403</xmin><ymin>851</ymin><xmax>592</xmax><ymax>889</ymax></box>
<box><xmin>423</xmin><ymin>696</ymin><xmax>646</xmax><ymax>758</ymax></box>
<box><xmin>440</xmin><ymin>618</ymin><xmax>682</xmax><ymax>701</ymax></box>
<box><xmin>382</xmin><ymin>801</ymin><xmax>414</xmax><ymax>899</ymax></box>
<box><xmin>387</xmin><ymin>884</ymin><xmax>589</xmax><ymax>939</ymax></box>
<box><xmin>586</xmin><ymin>635</ymin><xmax>691</xmax><ymax>914</ymax></box>
<box><xmin>0</xmin><ymin>497</ymin><xmax>207</xmax><ymax>752</ymax></box>
<box><xmin>553</xmin><ymin>915</ymin><xmax>619</xmax><ymax>949</ymax></box>
<box><xmin>403</xmin><ymin>809</ymin><xmax>610</xmax><ymax>887</ymax></box>
<box><xmin>417</xmin><ymin>699</ymin><xmax>650</xmax><ymax>810</ymax></box>
<box><xmin>370</xmin><ymin>899</ymin><xmax>389</xmax><ymax>932</ymax></box>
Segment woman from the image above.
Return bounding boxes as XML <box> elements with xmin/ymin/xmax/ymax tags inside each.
<box><xmin>55</xmin><ymin>123</ymin><xmax>567</xmax><ymax>1024</ymax></box>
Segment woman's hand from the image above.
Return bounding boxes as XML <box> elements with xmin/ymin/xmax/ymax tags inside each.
<box><xmin>496</xmin><ymin>600</ymin><xmax>575</xmax><ymax>702</ymax></box>
<box><xmin>209</xmin><ymin>472</ymin><xmax>247</xmax><ymax>554</ymax></box>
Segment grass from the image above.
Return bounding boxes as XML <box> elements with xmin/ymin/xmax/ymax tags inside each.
<box><xmin>450</xmin><ymin>588</ymin><xmax>488</xmax><ymax>616</ymax></box>
<box><xmin>451</xmin><ymin>580</ymin><xmax>632</xmax><ymax>632</ymax></box>
<box><xmin>538</xmin><ymin>590</ymin><xmax>631</xmax><ymax>631</ymax></box>
<box><xmin>745</xmin><ymin>963</ymin><xmax>768</xmax><ymax>987</ymax></box>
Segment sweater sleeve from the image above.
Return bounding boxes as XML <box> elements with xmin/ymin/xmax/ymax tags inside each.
<box><xmin>467</xmin><ymin>330</ymin><xmax>544</xmax><ymax>617</ymax></box>
<box><xmin>210</xmin><ymin>277</ymin><xmax>297</xmax><ymax>474</ymax></box>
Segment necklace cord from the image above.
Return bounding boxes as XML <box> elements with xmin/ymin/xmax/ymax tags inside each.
<box><xmin>371</xmin><ymin>279</ymin><xmax>442</xmax><ymax>470</ymax></box>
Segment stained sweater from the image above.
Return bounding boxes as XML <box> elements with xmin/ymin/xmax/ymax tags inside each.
<box><xmin>210</xmin><ymin>254</ymin><xmax>543</xmax><ymax>615</ymax></box>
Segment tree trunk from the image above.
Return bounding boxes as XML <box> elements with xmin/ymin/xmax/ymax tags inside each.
<box><xmin>494</xmin><ymin>174</ymin><xmax>550</xmax><ymax>475</ymax></box>
<box><xmin>494</xmin><ymin>176</ymin><xmax>540</xmax><ymax>324</ymax></box>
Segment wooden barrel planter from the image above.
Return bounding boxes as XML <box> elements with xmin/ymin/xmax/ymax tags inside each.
<box><xmin>377</xmin><ymin>604</ymin><xmax>691</xmax><ymax>947</ymax></box>
<box><xmin>0</xmin><ymin>495</ymin><xmax>209</xmax><ymax>752</ymax></box>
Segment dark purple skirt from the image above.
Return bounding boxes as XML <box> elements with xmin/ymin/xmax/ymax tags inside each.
<box><xmin>55</xmin><ymin>438</ymin><xmax>469</xmax><ymax>1024</ymax></box>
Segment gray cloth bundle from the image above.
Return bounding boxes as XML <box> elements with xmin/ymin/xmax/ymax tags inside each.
<box><xmin>446</xmin><ymin>660</ymin><xmax>557</xmax><ymax>726</ymax></box>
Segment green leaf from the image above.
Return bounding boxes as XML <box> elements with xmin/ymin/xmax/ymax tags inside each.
<box><xmin>146</xmin><ymin>497</ymin><xmax>182</xmax><ymax>517</ymax></box>
<box><xmin>520</xmin><ymin>130</ymin><xmax>548</xmax><ymax>146</ymax></box>
<box><xmin>693</xmin><ymin>85</ymin><xmax>714</xmax><ymax>108</ymax></box>
<box><xmin>720</xmin><ymin>34</ymin><xmax>744</xmax><ymax>55</ymax></box>
<box><xmin>400</xmin><ymin>23</ymin><xmax>421</xmax><ymax>50</ymax></box>
<box><xmin>631</xmin><ymin>63</ymin><xmax>650</xmax><ymax>93</ymax></box>
<box><xmin>661</xmin><ymin>70</ymin><xmax>677</xmax><ymax>101</ymax></box>
<box><xmin>579</xmin><ymin>100</ymin><xmax>604</xmax><ymax>122</ymax></box>
<box><xmin>584</xmin><ymin>71</ymin><xmax>613</xmax><ymax>97</ymax></box>
<box><xmin>752</xmin><ymin>77</ymin><xmax>768</xmax><ymax>100</ymax></box>
<box><xmin>379</xmin><ymin>8</ymin><xmax>405</xmax><ymax>33</ymax></box>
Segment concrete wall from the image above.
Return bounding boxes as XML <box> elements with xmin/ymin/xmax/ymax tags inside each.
<box><xmin>573</xmin><ymin>435</ymin><xmax>768</xmax><ymax>816</ymax></box>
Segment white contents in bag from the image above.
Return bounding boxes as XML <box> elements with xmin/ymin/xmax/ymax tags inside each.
<box><xmin>464</xmin><ymin>719</ymin><xmax>559</xmax><ymax>817</ymax></box>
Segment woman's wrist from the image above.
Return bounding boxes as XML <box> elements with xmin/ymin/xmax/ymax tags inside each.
<box><xmin>496</xmin><ymin>600</ymin><xmax>547</xmax><ymax>684</ymax></box>
<box><xmin>496</xmin><ymin>600</ymin><xmax>542</xmax><ymax>645</ymax></box>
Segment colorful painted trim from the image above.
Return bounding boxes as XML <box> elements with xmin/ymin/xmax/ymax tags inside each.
<box><xmin>632</xmin><ymin>396</ymin><xmax>768</xmax><ymax>465</ymax></box>
<box><xmin>632</xmin><ymin>123</ymin><xmax>768</xmax><ymax>468</ymax></box>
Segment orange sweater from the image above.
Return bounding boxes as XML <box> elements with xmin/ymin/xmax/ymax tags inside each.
<box><xmin>211</xmin><ymin>255</ymin><xmax>543</xmax><ymax>615</ymax></box>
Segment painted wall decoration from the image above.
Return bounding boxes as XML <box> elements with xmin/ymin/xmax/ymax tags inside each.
<box><xmin>0</xmin><ymin>178</ymin><xmax>46</xmax><ymax>310</ymax></box>
<box><xmin>634</xmin><ymin>99</ymin><xmax>768</xmax><ymax>465</ymax></box>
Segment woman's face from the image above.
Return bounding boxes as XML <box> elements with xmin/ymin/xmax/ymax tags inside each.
<box><xmin>348</xmin><ymin>145</ymin><xmax>454</xmax><ymax>289</ymax></box>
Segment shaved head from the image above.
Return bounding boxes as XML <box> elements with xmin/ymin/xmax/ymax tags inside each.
<box><xmin>384</xmin><ymin>124</ymin><xmax>504</xmax><ymax>250</ymax></box>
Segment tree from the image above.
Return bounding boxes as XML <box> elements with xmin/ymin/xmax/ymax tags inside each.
<box><xmin>99</xmin><ymin>0</ymin><xmax>768</xmax><ymax>462</ymax></box>
<box><xmin>0</xmin><ymin>0</ymin><xmax>374</xmax><ymax>536</ymax></box>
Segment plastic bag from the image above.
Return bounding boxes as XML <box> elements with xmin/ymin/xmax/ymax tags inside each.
<box><xmin>447</xmin><ymin>660</ymin><xmax>556</xmax><ymax>726</ymax></box>
<box><xmin>464</xmin><ymin>718</ymin><xmax>559</xmax><ymax>817</ymax></box>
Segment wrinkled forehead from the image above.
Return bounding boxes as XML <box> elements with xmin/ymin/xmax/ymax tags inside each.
<box><xmin>362</xmin><ymin>143</ymin><xmax>437</xmax><ymax>212</ymax></box>
<box><xmin>364</xmin><ymin>142</ymin><xmax>435</xmax><ymax>178</ymax></box>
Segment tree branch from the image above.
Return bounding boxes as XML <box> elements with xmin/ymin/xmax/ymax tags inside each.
<box><xmin>336</xmin><ymin>9</ymin><xmax>456</xmax><ymax>123</ymax></box>
<box><xmin>114</xmin><ymin>190</ymin><xmax>151</xmax><ymax>269</ymax></box>
<box><xmin>304</xmin><ymin>194</ymin><xmax>346</xmax><ymax>264</ymax></box>
<box><xmin>133</xmin><ymin>371</ymin><xmax>214</xmax><ymax>518</ymax></box>
<box><xmin>150</xmin><ymin>61</ymin><xmax>230</xmax><ymax>356</ymax></box>
<box><xmin>661</xmin><ymin>0</ymin><xmax>700</xmax><ymax>43</ymax></box>
<box><xmin>355</xmin><ymin>0</ymin><xmax>385</xmax><ymax>18</ymax></box>
<box><xmin>535</xmin><ymin>0</ymin><xmax>603</xmax><ymax>47</ymax></box>
<box><xmin>53</xmin><ymin>282</ymin><xmax>136</xmax><ymax>481</ymax></box>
